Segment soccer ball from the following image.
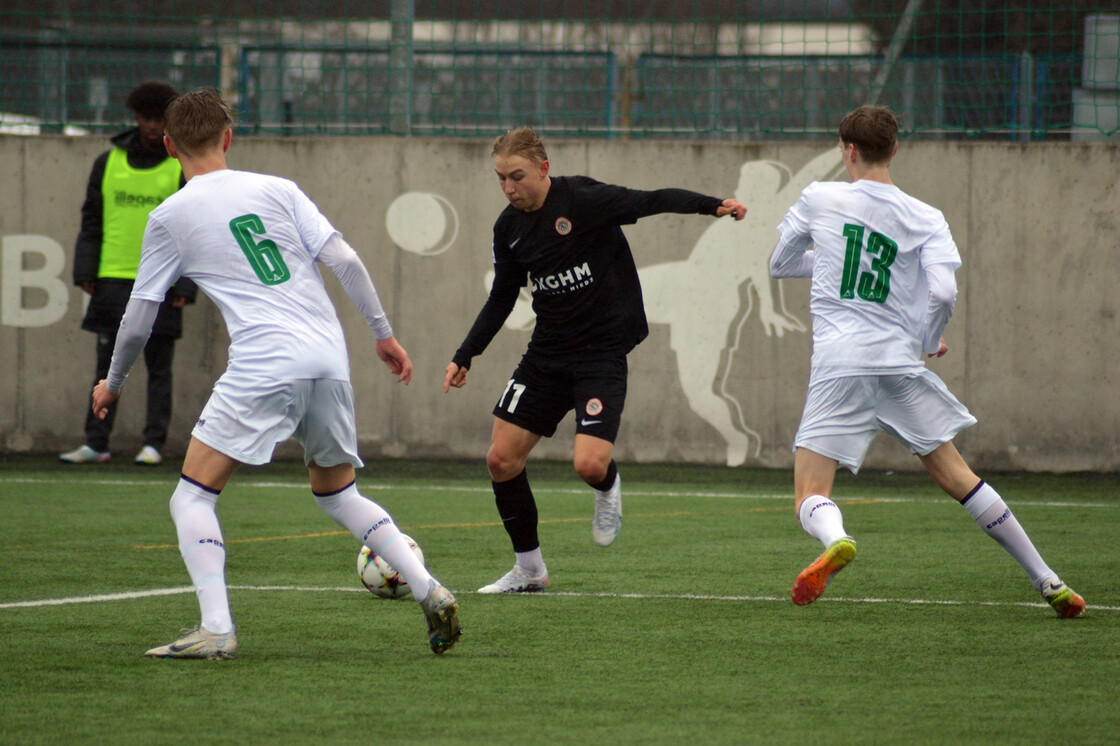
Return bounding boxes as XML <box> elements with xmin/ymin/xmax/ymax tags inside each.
<box><xmin>357</xmin><ymin>535</ymin><xmax>425</xmax><ymax>599</ymax></box>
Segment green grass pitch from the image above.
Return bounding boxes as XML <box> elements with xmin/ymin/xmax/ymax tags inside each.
<box><xmin>1</xmin><ymin>456</ymin><xmax>1117</xmax><ymax>744</ymax></box>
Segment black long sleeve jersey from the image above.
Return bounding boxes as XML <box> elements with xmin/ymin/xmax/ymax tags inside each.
<box><xmin>452</xmin><ymin>175</ymin><xmax>723</xmax><ymax>367</ymax></box>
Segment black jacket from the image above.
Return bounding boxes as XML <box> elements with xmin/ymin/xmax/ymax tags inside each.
<box><xmin>75</xmin><ymin>127</ymin><xmax>196</xmax><ymax>337</ymax></box>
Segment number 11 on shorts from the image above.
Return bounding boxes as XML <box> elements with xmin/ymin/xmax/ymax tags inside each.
<box><xmin>499</xmin><ymin>379</ymin><xmax>526</xmax><ymax>413</ymax></box>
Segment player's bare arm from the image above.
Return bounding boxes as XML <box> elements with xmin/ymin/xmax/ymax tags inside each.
<box><xmin>375</xmin><ymin>337</ymin><xmax>413</xmax><ymax>384</ymax></box>
<box><xmin>443</xmin><ymin>362</ymin><xmax>468</xmax><ymax>392</ymax></box>
<box><xmin>91</xmin><ymin>379</ymin><xmax>119</xmax><ymax>421</ymax></box>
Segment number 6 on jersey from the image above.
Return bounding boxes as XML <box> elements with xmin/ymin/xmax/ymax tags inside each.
<box><xmin>230</xmin><ymin>213</ymin><xmax>291</xmax><ymax>285</ymax></box>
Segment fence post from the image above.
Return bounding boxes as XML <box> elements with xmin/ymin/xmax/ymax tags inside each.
<box><xmin>389</xmin><ymin>0</ymin><xmax>414</xmax><ymax>135</ymax></box>
<box><xmin>37</xmin><ymin>25</ymin><xmax>66</xmax><ymax>132</ymax></box>
<box><xmin>1018</xmin><ymin>51</ymin><xmax>1035</xmax><ymax>141</ymax></box>
<box><xmin>869</xmin><ymin>0</ymin><xmax>923</xmax><ymax>105</ymax></box>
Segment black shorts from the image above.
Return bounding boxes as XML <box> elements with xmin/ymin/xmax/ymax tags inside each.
<box><xmin>491</xmin><ymin>354</ymin><xmax>628</xmax><ymax>443</ymax></box>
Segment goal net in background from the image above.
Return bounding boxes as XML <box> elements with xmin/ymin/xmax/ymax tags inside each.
<box><xmin>1</xmin><ymin>1</ymin><xmax>1117</xmax><ymax>141</ymax></box>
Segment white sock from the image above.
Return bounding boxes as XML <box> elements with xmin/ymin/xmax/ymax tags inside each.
<box><xmin>962</xmin><ymin>481</ymin><xmax>1054</xmax><ymax>590</ymax></box>
<box><xmin>170</xmin><ymin>478</ymin><xmax>233</xmax><ymax>635</ymax></box>
<box><xmin>515</xmin><ymin>547</ymin><xmax>546</xmax><ymax>575</ymax></box>
<box><xmin>798</xmin><ymin>495</ymin><xmax>849</xmax><ymax>548</ymax></box>
<box><xmin>315</xmin><ymin>482</ymin><xmax>435</xmax><ymax>602</ymax></box>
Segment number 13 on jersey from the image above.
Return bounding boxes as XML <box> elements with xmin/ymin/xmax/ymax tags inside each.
<box><xmin>840</xmin><ymin>223</ymin><xmax>897</xmax><ymax>304</ymax></box>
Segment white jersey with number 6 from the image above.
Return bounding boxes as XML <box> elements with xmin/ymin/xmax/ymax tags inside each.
<box><xmin>132</xmin><ymin>169</ymin><xmax>349</xmax><ymax>381</ymax></box>
<box><xmin>777</xmin><ymin>179</ymin><xmax>961</xmax><ymax>382</ymax></box>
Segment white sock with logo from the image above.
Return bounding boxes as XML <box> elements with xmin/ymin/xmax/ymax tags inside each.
<box><xmin>961</xmin><ymin>481</ymin><xmax>1054</xmax><ymax>590</ymax></box>
<box><xmin>315</xmin><ymin>482</ymin><xmax>435</xmax><ymax>602</ymax></box>
<box><xmin>798</xmin><ymin>495</ymin><xmax>849</xmax><ymax>548</ymax></box>
<box><xmin>170</xmin><ymin>478</ymin><xmax>233</xmax><ymax>635</ymax></box>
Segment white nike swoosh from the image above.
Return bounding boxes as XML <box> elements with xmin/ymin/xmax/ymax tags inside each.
<box><xmin>580</xmin><ymin>419</ymin><xmax>602</xmax><ymax>426</ymax></box>
<box><xmin>509</xmin><ymin>237</ymin><xmax>521</xmax><ymax>248</ymax></box>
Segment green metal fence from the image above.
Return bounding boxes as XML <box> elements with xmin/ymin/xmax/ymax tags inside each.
<box><xmin>2</xmin><ymin>1</ymin><xmax>1117</xmax><ymax>140</ymax></box>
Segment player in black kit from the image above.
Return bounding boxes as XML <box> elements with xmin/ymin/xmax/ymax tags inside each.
<box><xmin>444</xmin><ymin>126</ymin><xmax>747</xmax><ymax>593</ymax></box>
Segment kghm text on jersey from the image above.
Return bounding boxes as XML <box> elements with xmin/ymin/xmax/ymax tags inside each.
<box><xmin>530</xmin><ymin>261</ymin><xmax>593</xmax><ymax>295</ymax></box>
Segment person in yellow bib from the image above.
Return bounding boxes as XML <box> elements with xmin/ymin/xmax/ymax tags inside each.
<box><xmin>61</xmin><ymin>81</ymin><xmax>196</xmax><ymax>466</ymax></box>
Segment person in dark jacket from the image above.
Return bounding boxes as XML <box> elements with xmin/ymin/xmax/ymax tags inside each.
<box><xmin>443</xmin><ymin>126</ymin><xmax>747</xmax><ymax>593</ymax></box>
<box><xmin>60</xmin><ymin>81</ymin><xmax>196</xmax><ymax>466</ymax></box>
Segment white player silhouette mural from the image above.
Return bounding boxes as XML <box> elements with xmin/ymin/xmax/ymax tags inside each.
<box><xmin>640</xmin><ymin>148</ymin><xmax>842</xmax><ymax>464</ymax></box>
<box><xmin>386</xmin><ymin>149</ymin><xmax>842</xmax><ymax>466</ymax></box>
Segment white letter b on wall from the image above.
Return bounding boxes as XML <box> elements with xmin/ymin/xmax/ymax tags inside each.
<box><xmin>2</xmin><ymin>235</ymin><xmax>69</xmax><ymax>327</ymax></box>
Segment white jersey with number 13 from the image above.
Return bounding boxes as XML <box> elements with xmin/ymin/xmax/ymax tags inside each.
<box><xmin>777</xmin><ymin>179</ymin><xmax>961</xmax><ymax>382</ymax></box>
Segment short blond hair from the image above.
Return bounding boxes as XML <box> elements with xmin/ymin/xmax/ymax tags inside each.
<box><xmin>164</xmin><ymin>88</ymin><xmax>235</xmax><ymax>158</ymax></box>
<box><xmin>491</xmin><ymin>126</ymin><xmax>548</xmax><ymax>165</ymax></box>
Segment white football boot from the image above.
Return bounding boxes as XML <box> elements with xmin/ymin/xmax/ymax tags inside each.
<box><xmin>145</xmin><ymin>626</ymin><xmax>238</xmax><ymax>660</ymax></box>
<box><xmin>418</xmin><ymin>580</ymin><xmax>462</xmax><ymax>654</ymax></box>
<box><xmin>592</xmin><ymin>474</ymin><xmax>622</xmax><ymax>546</ymax></box>
<box><xmin>477</xmin><ymin>564</ymin><xmax>549</xmax><ymax>594</ymax></box>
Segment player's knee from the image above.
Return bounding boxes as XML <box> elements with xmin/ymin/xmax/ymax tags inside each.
<box><xmin>486</xmin><ymin>447</ymin><xmax>522</xmax><ymax>482</ymax></box>
<box><xmin>573</xmin><ymin>456</ymin><xmax>608</xmax><ymax>485</ymax></box>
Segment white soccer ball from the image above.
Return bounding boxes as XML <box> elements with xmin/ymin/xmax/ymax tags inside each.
<box><xmin>357</xmin><ymin>535</ymin><xmax>425</xmax><ymax>599</ymax></box>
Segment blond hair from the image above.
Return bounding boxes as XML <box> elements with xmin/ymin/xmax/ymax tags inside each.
<box><xmin>491</xmin><ymin>126</ymin><xmax>548</xmax><ymax>165</ymax></box>
<box><xmin>164</xmin><ymin>88</ymin><xmax>235</xmax><ymax>158</ymax></box>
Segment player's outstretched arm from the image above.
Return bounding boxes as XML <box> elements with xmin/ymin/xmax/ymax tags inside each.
<box><xmin>376</xmin><ymin>337</ymin><xmax>412</xmax><ymax>384</ymax></box>
<box><xmin>443</xmin><ymin>362</ymin><xmax>468</xmax><ymax>393</ymax></box>
<box><xmin>716</xmin><ymin>198</ymin><xmax>747</xmax><ymax>220</ymax></box>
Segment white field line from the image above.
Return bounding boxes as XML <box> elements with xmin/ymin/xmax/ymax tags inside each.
<box><xmin>2</xmin><ymin>477</ymin><xmax>1114</xmax><ymax>612</ymax></box>
<box><xmin>0</xmin><ymin>586</ymin><xmax>195</xmax><ymax>608</ymax></box>
<box><xmin>2</xmin><ymin>584</ymin><xmax>1118</xmax><ymax>613</ymax></box>
<box><xmin>1</xmin><ymin>475</ymin><xmax>1115</xmax><ymax>508</ymax></box>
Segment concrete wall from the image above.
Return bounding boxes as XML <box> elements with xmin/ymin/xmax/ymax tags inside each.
<box><xmin>1</xmin><ymin>134</ymin><xmax>1117</xmax><ymax>472</ymax></box>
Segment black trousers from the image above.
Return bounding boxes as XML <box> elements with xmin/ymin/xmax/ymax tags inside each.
<box><xmin>83</xmin><ymin>331</ymin><xmax>175</xmax><ymax>452</ymax></box>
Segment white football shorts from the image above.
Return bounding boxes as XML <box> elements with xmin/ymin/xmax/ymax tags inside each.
<box><xmin>192</xmin><ymin>373</ymin><xmax>364</xmax><ymax>468</ymax></box>
<box><xmin>793</xmin><ymin>370</ymin><xmax>977</xmax><ymax>473</ymax></box>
